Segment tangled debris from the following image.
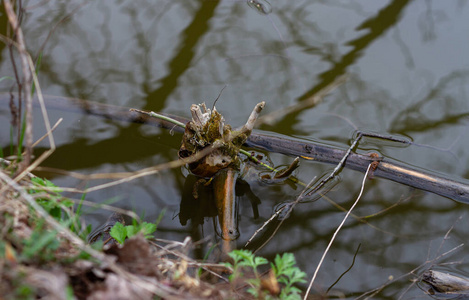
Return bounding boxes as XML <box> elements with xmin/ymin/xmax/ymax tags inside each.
<box><xmin>179</xmin><ymin>102</ymin><xmax>265</xmax><ymax>177</ymax></box>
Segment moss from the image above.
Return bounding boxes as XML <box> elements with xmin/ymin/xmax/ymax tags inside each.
<box><xmin>179</xmin><ymin>105</ymin><xmax>252</xmax><ymax>178</ymax></box>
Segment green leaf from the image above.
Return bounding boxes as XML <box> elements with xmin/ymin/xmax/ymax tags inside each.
<box><xmin>61</xmin><ymin>198</ymin><xmax>74</xmax><ymax>207</ymax></box>
<box><xmin>31</xmin><ymin>177</ymin><xmax>61</xmax><ymax>190</ymax></box>
<box><xmin>124</xmin><ymin>225</ymin><xmax>138</xmax><ymax>238</ymax></box>
<box><xmin>247</xmin><ymin>287</ymin><xmax>258</xmax><ymax>297</ymax></box>
<box><xmin>254</xmin><ymin>256</ymin><xmax>268</xmax><ymax>267</ymax></box>
<box><xmin>49</xmin><ymin>206</ymin><xmax>62</xmax><ymax>219</ymax></box>
<box><xmin>274</xmin><ymin>253</ymin><xmax>295</xmax><ymax>275</ymax></box>
<box><xmin>290</xmin><ymin>269</ymin><xmax>307</xmax><ymax>284</ymax></box>
<box><xmin>22</xmin><ymin>229</ymin><xmax>59</xmax><ymax>259</ymax></box>
<box><xmin>279</xmin><ymin>290</ymin><xmax>302</xmax><ymax>300</ymax></box>
<box><xmin>140</xmin><ymin>222</ymin><xmax>157</xmax><ymax>236</ymax></box>
<box><xmin>109</xmin><ymin>222</ymin><xmax>126</xmax><ymax>244</ymax></box>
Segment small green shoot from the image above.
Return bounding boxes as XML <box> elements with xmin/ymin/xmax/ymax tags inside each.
<box><xmin>272</xmin><ymin>253</ymin><xmax>307</xmax><ymax>299</ymax></box>
<box><xmin>17</xmin><ymin>115</ymin><xmax>27</xmax><ymax>159</ymax></box>
<box><xmin>28</xmin><ymin>177</ymin><xmax>89</xmax><ymax>239</ymax></box>
<box><xmin>197</xmin><ymin>242</ymin><xmax>218</xmax><ymax>277</ymax></box>
<box><xmin>224</xmin><ymin>249</ymin><xmax>268</xmax><ymax>297</ymax></box>
<box><xmin>224</xmin><ymin>250</ymin><xmax>306</xmax><ymax>299</ymax></box>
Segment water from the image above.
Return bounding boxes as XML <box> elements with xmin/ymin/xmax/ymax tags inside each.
<box><xmin>1</xmin><ymin>1</ymin><xmax>469</xmax><ymax>298</ymax></box>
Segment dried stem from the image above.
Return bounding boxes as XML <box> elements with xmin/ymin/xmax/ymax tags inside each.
<box><xmin>31</xmin><ymin>118</ymin><xmax>62</xmax><ymax>148</ymax></box>
<box><xmin>238</xmin><ymin>101</ymin><xmax>265</xmax><ymax>135</ymax></box>
<box><xmin>303</xmin><ymin>163</ymin><xmax>372</xmax><ymax>299</ymax></box>
<box><xmin>4</xmin><ymin>0</ymin><xmax>33</xmax><ymax>170</ymax></box>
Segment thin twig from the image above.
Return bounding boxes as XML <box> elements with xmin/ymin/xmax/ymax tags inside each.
<box><xmin>4</xmin><ymin>0</ymin><xmax>34</xmax><ymax>169</ymax></box>
<box><xmin>149</xmin><ymin>240</ymin><xmax>230</xmax><ymax>283</ymax></box>
<box><xmin>247</xmin><ymin>133</ymin><xmax>364</xmax><ymax>250</ymax></box>
<box><xmin>304</xmin><ymin>132</ymin><xmax>364</xmax><ymax>198</ymax></box>
<box><xmin>31</xmin><ymin>118</ymin><xmax>62</xmax><ymax>148</ymax></box>
<box><xmin>32</xmin><ymin>144</ymin><xmax>222</xmax><ymax>193</ymax></box>
<box><xmin>130</xmin><ymin>109</ymin><xmax>187</xmax><ymax>128</ymax></box>
<box><xmin>33</xmin><ymin>2</ymin><xmax>88</xmax><ymax>60</ymax></box>
<box><xmin>0</xmin><ymin>4</ymin><xmax>58</xmax><ymax>202</ymax></box>
<box><xmin>244</xmin><ymin>207</ymin><xmax>286</xmax><ymax>247</ymax></box>
<box><xmin>304</xmin><ymin>163</ymin><xmax>372</xmax><ymax>299</ymax></box>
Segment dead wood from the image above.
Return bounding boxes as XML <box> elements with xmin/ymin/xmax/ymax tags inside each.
<box><xmin>1</xmin><ymin>93</ymin><xmax>469</xmax><ymax>203</ymax></box>
<box><xmin>422</xmin><ymin>270</ymin><xmax>469</xmax><ymax>294</ymax></box>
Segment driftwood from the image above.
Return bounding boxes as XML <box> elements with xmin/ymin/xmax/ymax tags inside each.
<box><xmin>422</xmin><ymin>269</ymin><xmax>469</xmax><ymax>295</ymax></box>
<box><xmin>175</xmin><ymin>101</ymin><xmax>264</xmax><ymax>243</ymax></box>
<box><xmin>2</xmin><ymin>93</ymin><xmax>469</xmax><ymax>203</ymax></box>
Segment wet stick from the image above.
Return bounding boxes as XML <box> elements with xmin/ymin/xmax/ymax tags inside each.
<box><xmin>4</xmin><ymin>94</ymin><xmax>468</xmax><ymax>203</ymax></box>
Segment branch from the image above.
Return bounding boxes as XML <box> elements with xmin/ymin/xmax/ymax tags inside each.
<box><xmin>1</xmin><ymin>94</ymin><xmax>469</xmax><ymax>203</ymax></box>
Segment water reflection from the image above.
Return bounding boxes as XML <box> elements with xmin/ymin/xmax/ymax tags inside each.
<box><xmin>389</xmin><ymin>71</ymin><xmax>469</xmax><ymax>134</ymax></box>
<box><xmin>275</xmin><ymin>0</ymin><xmax>413</xmax><ymax>134</ymax></box>
<box><xmin>143</xmin><ymin>0</ymin><xmax>220</xmax><ymax>112</ymax></box>
<box><xmin>179</xmin><ymin>168</ymin><xmax>261</xmax><ymax>252</ymax></box>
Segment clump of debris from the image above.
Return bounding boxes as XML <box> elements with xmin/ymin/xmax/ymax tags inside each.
<box><xmin>179</xmin><ymin>102</ymin><xmax>265</xmax><ymax>177</ymax></box>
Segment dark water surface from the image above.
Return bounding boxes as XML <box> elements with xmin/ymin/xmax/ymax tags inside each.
<box><xmin>1</xmin><ymin>1</ymin><xmax>469</xmax><ymax>298</ymax></box>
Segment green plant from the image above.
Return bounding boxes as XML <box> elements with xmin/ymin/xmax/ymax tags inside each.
<box><xmin>109</xmin><ymin>208</ymin><xmax>165</xmax><ymax>244</ymax></box>
<box><xmin>29</xmin><ymin>177</ymin><xmax>69</xmax><ymax>218</ymax></box>
<box><xmin>28</xmin><ymin>177</ymin><xmax>90</xmax><ymax>240</ymax></box>
<box><xmin>15</xmin><ymin>283</ymin><xmax>35</xmax><ymax>300</ymax></box>
<box><xmin>271</xmin><ymin>253</ymin><xmax>307</xmax><ymax>299</ymax></box>
<box><xmin>21</xmin><ymin>219</ymin><xmax>60</xmax><ymax>262</ymax></box>
<box><xmin>223</xmin><ymin>250</ymin><xmax>306</xmax><ymax>299</ymax></box>
<box><xmin>110</xmin><ymin>220</ymin><xmax>157</xmax><ymax>244</ymax></box>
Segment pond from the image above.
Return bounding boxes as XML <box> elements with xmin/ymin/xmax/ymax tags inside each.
<box><xmin>1</xmin><ymin>0</ymin><xmax>469</xmax><ymax>298</ymax></box>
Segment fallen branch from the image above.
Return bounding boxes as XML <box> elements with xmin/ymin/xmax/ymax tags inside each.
<box><xmin>1</xmin><ymin>94</ymin><xmax>469</xmax><ymax>203</ymax></box>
